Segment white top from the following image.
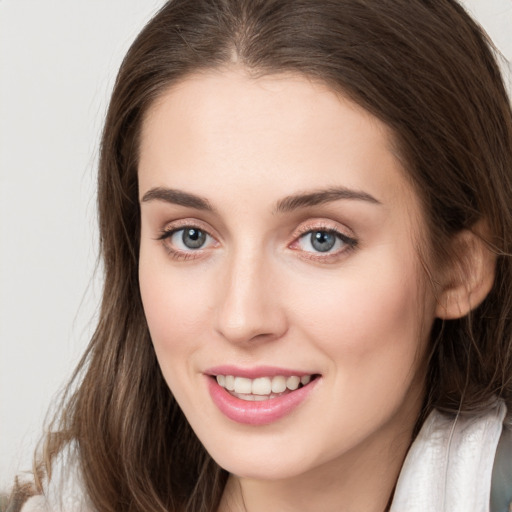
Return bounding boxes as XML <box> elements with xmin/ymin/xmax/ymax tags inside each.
<box><xmin>21</xmin><ymin>401</ymin><xmax>510</xmax><ymax>512</ymax></box>
<box><xmin>391</xmin><ymin>400</ymin><xmax>509</xmax><ymax>512</ymax></box>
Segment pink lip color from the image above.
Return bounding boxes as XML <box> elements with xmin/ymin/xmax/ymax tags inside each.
<box><xmin>206</xmin><ymin>374</ymin><xmax>320</xmax><ymax>426</ymax></box>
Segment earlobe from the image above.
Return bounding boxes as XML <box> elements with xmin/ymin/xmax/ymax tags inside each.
<box><xmin>435</xmin><ymin>225</ymin><xmax>497</xmax><ymax>320</ymax></box>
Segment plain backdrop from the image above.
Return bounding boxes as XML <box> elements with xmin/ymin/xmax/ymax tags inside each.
<box><xmin>0</xmin><ymin>0</ymin><xmax>511</xmax><ymax>492</ymax></box>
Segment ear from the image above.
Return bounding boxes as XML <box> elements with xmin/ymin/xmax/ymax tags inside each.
<box><xmin>435</xmin><ymin>223</ymin><xmax>497</xmax><ymax>320</ymax></box>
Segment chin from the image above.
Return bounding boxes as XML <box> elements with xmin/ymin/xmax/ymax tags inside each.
<box><xmin>196</xmin><ymin>429</ymin><xmax>329</xmax><ymax>482</ymax></box>
<box><xmin>216</xmin><ymin>455</ymin><xmax>313</xmax><ymax>481</ymax></box>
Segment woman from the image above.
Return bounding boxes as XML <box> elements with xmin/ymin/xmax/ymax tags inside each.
<box><xmin>9</xmin><ymin>0</ymin><xmax>512</xmax><ymax>511</ymax></box>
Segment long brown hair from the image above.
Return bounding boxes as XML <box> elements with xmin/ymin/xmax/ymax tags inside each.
<box><xmin>10</xmin><ymin>1</ymin><xmax>512</xmax><ymax>511</ymax></box>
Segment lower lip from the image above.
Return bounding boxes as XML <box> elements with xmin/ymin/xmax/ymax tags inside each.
<box><xmin>206</xmin><ymin>376</ymin><xmax>320</xmax><ymax>425</ymax></box>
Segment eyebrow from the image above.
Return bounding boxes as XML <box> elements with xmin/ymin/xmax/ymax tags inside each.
<box><xmin>141</xmin><ymin>187</ymin><xmax>214</xmax><ymax>211</ymax></box>
<box><xmin>274</xmin><ymin>187</ymin><xmax>381</xmax><ymax>213</ymax></box>
<box><xmin>140</xmin><ymin>185</ymin><xmax>381</xmax><ymax>213</ymax></box>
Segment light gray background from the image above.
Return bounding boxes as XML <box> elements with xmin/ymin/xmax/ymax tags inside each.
<box><xmin>0</xmin><ymin>0</ymin><xmax>511</xmax><ymax>492</ymax></box>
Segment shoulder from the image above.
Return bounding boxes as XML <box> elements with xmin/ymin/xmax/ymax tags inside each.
<box><xmin>20</xmin><ymin>444</ymin><xmax>94</xmax><ymax>512</ymax></box>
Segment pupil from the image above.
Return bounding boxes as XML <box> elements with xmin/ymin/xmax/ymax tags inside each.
<box><xmin>183</xmin><ymin>228</ymin><xmax>206</xmax><ymax>249</ymax></box>
<box><xmin>311</xmin><ymin>231</ymin><xmax>336</xmax><ymax>252</ymax></box>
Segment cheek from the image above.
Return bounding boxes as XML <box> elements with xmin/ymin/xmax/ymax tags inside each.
<box><xmin>139</xmin><ymin>263</ymin><xmax>214</xmax><ymax>412</ymax></box>
<box><xmin>287</xmin><ymin>256</ymin><xmax>434</xmax><ymax>447</ymax></box>
<box><xmin>138</xmin><ymin>251</ymin><xmax>213</xmax><ymax>360</ymax></box>
<box><xmin>292</xmin><ymin>250</ymin><xmax>433</xmax><ymax>377</ymax></box>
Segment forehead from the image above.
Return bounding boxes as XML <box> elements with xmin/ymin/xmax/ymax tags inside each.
<box><xmin>138</xmin><ymin>69</ymin><xmax>422</xmax><ymax>227</ymax></box>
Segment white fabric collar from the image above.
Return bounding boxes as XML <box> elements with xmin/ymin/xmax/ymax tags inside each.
<box><xmin>391</xmin><ymin>400</ymin><xmax>507</xmax><ymax>512</ymax></box>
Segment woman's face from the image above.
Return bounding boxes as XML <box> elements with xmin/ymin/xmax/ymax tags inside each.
<box><xmin>138</xmin><ymin>70</ymin><xmax>438</xmax><ymax>480</ymax></box>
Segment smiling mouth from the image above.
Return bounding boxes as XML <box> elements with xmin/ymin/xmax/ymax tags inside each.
<box><xmin>214</xmin><ymin>374</ymin><xmax>319</xmax><ymax>401</ymax></box>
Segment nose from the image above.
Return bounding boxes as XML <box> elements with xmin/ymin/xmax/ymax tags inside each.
<box><xmin>214</xmin><ymin>250</ymin><xmax>288</xmax><ymax>345</ymax></box>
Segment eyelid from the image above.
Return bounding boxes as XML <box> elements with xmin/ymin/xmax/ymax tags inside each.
<box><xmin>160</xmin><ymin>217</ymin><xmax>213</xmax><ymax>232</ymax></box>
<box><xmin>291</xmin><ymin>218</ymin><xmax>356</xmax><ymax>240</ymax></box>
<box><xmin>289</xmin><ymin>219</ymin><xmax>358</xmax><ymax>259</ymax></box>
<box><xmin>156</xmin><ymin>218</ymin><xmax>220</xmax><ymax>260</ymax></box>
<box><xmin>156</xmin><ymin>218</ymin><xmax>220</xmax><ymax>239</ymax></box>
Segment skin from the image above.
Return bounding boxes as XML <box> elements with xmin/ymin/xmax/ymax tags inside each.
<box><xmin>138</xmin><ymin>69</ymin><xmax>439</xmax><ymax>512</ymax></box>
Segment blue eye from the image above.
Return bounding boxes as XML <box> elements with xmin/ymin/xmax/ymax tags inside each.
<box><xmin>310</xmin><ymin>231</ymin><xmax>336</xmax><ymax>252</ymax></box>
<box><xmin>180</xmin><ymin>228</ymin><xmax>207</xmax><ymax>249</ymax></box>
<box><xmin>160</xmin><ymin>227</ymin><xmax>213</xmax><ymax>252</ymax></box>
<box><xmin>297</xmin><ymin>229</ymin><xmax>354</xmax><ymax>254</ymax></box>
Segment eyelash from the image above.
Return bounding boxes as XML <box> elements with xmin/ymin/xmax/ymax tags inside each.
<box><xmin>156</xmin><ymin>221</ymin><xmax>358</xmax><ymax>262</ymax></box>
<box><xmin>157</xmin><ymin>223</ymin><xmax>216</xmax><ymax>261</ymax></box>
<box><xmin>290</xmin><ymin>224</ymin><xmax>358</xmax><ymax>262</ymax></box>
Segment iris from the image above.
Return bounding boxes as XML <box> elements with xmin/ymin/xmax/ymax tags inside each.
<box><xmin>182</xmin><ymin>228</ymin><xmax>206</xmax><ymax>249</ymax></box>
<box><xmin>311</xmin><ymin>231</ymin><xmax>336</xmax><ymax>252</ymax></box>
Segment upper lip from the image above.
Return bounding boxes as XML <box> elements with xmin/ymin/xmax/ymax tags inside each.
<box><xmin>204</xmin><ymin>365</ymin><xmax>317</xmax><ymax>379</ymax></box>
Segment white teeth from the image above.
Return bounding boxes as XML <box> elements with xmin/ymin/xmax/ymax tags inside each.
<box><xmin>286</xmin><ymin>376</ymin><xmax>300</xmax><ymax>391</ymax></box>
<box><xmin>252</xmin><ymin>377</ymin><xmax>272</xmax><ymax>395</ymax></box>
<box><xmin>237</xmin><ymin>393</ymin><xmax>255</xmax><ymax>401</ymax></box>
<box><xmin>234</xmin><ymin>377</ymin><xmax>252</xmax><ymax>394</ymax></box>
<box><xmin>225</xmin><ymin>375</ymin><xmax>235</xmax><ymax>391</ymax></box>
<box><xmin>300</xmin><ymin>375</ymin><xmax>311</xmax><ymax>385</ymax></box>
<box><xmin>215</xmin><ymin>374</ymin><xmax>314</xmax><ymax>397</ymax></box>
<box><xmin>271</xmin><ymin>375</ymin><xmax>287</xmax><ymax>393</ymax></box>
<box><xmin>232</xmin><ymin>392</ymin><xmax>290</xmax><ymax>401</ymax></box>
